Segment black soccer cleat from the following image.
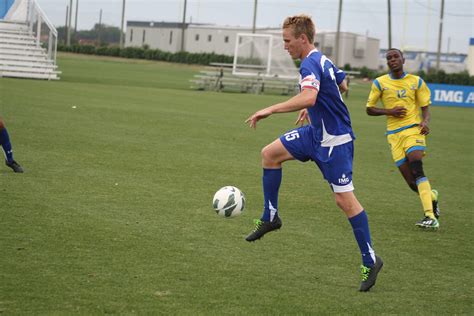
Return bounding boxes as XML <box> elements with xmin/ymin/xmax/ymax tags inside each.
<box><xmin>359</xmin><ymin>255</ymin><xmax>383</xmax><ymax>292</ymax></box>
<box><xmin>5</xmin><ymin>160</ymin><xmax>23</xmax><ymax>173</ymax></box>
<box><xmin>415</xmin><ymin>216</ymin><xmax>439</xmax><ymax>230</ymax></box>
<box><xmin>245</xmin><ymin>216</ymin><xmax>282</xmax><ymax>242</ymax></box>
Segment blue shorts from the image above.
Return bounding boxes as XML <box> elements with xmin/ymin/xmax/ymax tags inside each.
<box><xmin>280</xmin><ymin>125</ymin><xmax>354</xmax><ymax>193</ymax></box>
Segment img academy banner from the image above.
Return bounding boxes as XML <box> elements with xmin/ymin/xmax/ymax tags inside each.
<box><xmin>428</xmin><ymin>83</ymin><xmax>474</xmax><ymax>108</ymax></box>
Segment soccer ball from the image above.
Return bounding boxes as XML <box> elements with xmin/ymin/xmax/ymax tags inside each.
<box><xmin>213</xmin><ymin>186</ymin><xmax>246</xmax><ymax>218</ymax></box>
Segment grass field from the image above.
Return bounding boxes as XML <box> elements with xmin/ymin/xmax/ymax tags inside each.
<box><xmin>0</xmin><ymin>53</ymin><xmax>473</xmax><ymax>314</ymax></box>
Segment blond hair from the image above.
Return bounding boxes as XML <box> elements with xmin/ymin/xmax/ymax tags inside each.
<box><xmin>282</xmin><ymin>14</ymin><xmax>315</xmax><ymax>43</ymax></box>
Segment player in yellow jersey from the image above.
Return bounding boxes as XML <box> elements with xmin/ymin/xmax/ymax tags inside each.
<box><xmin>366</xmin><ymin>48</ymin><xmax>440</xmax><ymax>229</ymax></box>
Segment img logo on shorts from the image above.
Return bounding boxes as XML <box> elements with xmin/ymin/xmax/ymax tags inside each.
<box><xmin>338</xmin><ymin>174</ymin><xmax>350</xmax><ymax>185</ymax></box>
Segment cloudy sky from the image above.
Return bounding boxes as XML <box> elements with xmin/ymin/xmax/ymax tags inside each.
<box><xmin>38</xmin><ymin>0</ymin><xmax>473</xmax><ymax>54</ymax></box>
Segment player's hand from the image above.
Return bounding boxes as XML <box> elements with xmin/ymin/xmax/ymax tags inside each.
<box><xmin>295</xmin><ymin>109</ymin><xmax>310</xmax><ymax>126</ymax></box>
<box><xmin>390</xmin><ymin>106</ymin><xmax>407</xmax><ymax>117</ymax></box>
<box><xmin>419</xmin><ymin>121</ymin><xmax>430</xmax><ymax>135</ymax></box>
<box><xmin>245</xmin><ymin>108</ymin><xmax>272</xmax><ymax>129</ymax></box>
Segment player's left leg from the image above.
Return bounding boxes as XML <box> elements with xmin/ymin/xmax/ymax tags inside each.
<box><xmin>398</xmin><ymin>160</ymin><xmax>440</xmax><ymax>219</ymax></box>
<box><xmin>397</xmin><ymin>128</ymin><xmax>439</xmax><ymax>223</ymax></box>
<box><xmin>0</xmin><ymin>118</ymin><xmax>23</xmax><ymax>173</ymax></box>
<box><xmin>334</xmin><ymin>192</ymin><xmax>383</xmax><ymax>292</ymax></box>
<box><xmin>323</xmin><ymin>142</ymin><xmax>382</xmax><ymax>291</ymax></box>
<box><xmin>407</xmin><ymin>150</ymin><xmax>438</xmax><ymax>229</ymax></box>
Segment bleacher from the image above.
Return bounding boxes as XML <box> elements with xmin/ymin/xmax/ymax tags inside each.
<box><xmin>190</xmin><ymin>63</ymin><xmax>298</xmax><ymax>95</ymax></box>
<box><xmin>0</xmin><ymin>0</ymin><xmax>60</xmax><ymax>80</ymax></box>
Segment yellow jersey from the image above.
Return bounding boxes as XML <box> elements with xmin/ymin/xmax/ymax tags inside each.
<box><xmin>366</xmin><ymin>72</ymin><xmax>431</xmax><ymax>133</ymax></box>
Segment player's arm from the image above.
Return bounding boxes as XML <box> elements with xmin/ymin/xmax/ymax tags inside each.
<box><xmin>419</xmin><ymin>106</ymin><xmax>431</xmax><ymax>135</ymax></box>
<box><xmin>246</xmin><ymin>88</ymin><xmax>317</xmax><ymax>129</ymax></box>
<box><xmin>366</xmin><ymin>79</ymin><xmax>406</xmax><ymax>117</ymax></box>
<box><xmin>366</xmin><ymin>106</ymin><xmax>407</xmax><ymax>117</ymax></box>
<box><xmin>334</xmin><ymin>68</ymin><xmax>348</xmax><ymax>93</ymax></box>
<box><xmin>338</xmin><ymin>79</ymin><xmax>348</xmax><ymax>93</ymax></box>
<box><xmin>416</xmin><ymin>78</ymin><xmax>432</xmax><ymax>135</ymax></box>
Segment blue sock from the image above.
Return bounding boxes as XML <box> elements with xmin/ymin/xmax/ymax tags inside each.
<box><xmin>261</xmin><ymin>168</ymin><xmax>282</xmax><ymax>221</ymax></box>
<box><xmin>0</xmin><ymin>128</ymin><xmax>13</xmax><ymax>163</ymax></box>
<box><xmin>349</xmin><ymin>210</ymin><xmax>376</xmax><ymax>267</ymax></box>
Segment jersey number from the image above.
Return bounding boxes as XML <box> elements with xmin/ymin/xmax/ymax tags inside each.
<box><xmin>397</xmin><ymin>89</ymin><xmax>407</xmax><ymax>98</ymax></box>
<box><xmin>284</xmin><ymin>130</ymin><xmax>300</xmax><ymax>141</ymax></box>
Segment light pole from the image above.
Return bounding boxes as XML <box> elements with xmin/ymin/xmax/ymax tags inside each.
<box><xmin>252</xmin><ymin>0</ymin><xmax>257</xmax><ymax>34</ymax></box>
<box><xmin>180</xmin><ymin>0</ymin><xmax>187</xmax><ymax>52</ymax></box>
<box><xmin>387</xmin><ymin>0</ymin><xmax>392</xmax><ymax>48</ymax></box>
<box><xmin>74</xmin><ymin>0</ymin><xmax>78</xmax><ymax>33</ymax></box>
<box><xmin>67</xmin><ymin>0</ymin><xmax>73</xmax><ymax>46</ymax></box>
<box><xmin>64</xmin><ymin>5</ymin><xmax>69</xmax><ymax>45</ymax></box>
<box><xmin>97</xmin><ymin>8</ymin><xmax>102</xmax><ymax>46</ymax></box>
<box><xmin>436</xmin><ymin>0</ymin><xmax>445</xmax><ymax>70</ymax></box>
<box><xmin>335</xmin><ymin>0</ymin><xmax>342</xmax><ymax>66</ymax></box>
<box><xmin>120</xmin><ymin>0</ymin><xmax>126</xmax><ymax>48</ymax></box>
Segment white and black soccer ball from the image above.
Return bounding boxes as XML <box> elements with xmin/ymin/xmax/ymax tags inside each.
<box><xmin>213</xmin><ymin>186</ymin><xmax>246</xmax><ymax>218</ymax></box>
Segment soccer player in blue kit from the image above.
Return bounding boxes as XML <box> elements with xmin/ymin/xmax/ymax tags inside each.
<box><xmin>245</xmin><ymin>15</ymin><xmax>382</xmax><ymax>291</ymax></box>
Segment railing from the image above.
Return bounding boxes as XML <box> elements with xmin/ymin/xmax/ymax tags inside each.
<box><xmin>27</xmin><ymin>0</ymin><xmax>58</xmax><ymax>64</ymax></box>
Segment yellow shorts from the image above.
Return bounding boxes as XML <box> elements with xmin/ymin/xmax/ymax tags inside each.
<box><xmin>386</xmin><ymin>126</ymin><xmax>426</xmax><ymax>166</ymax></box>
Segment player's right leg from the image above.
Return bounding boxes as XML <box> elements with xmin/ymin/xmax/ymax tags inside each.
<box><xmin>246</xmin><ymin>126</ymin><xmax>313</xmax><ymax>242</ymax></box>
<box><xmin>398</xmin><ymin>162</ymin><xmax>418</xmax><ymax>192</ymax></box>
<box><xmin>245</xmin><ymin>138</ymin><xmax>294</xmax><ymax>242</ymax></box>
<box><xmin>0</xmin><ymin>117</ymin><xmax>23</xmax><ymax>173</ymax></box>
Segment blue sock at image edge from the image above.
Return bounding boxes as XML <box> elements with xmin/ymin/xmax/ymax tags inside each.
<box><xmin>0</xmin><ymin>128</ymin><xmax>13</xmax><ymax>163</ymax></box>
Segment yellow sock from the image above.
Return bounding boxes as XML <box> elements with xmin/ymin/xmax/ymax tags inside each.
<box><xmin>418</xmin><ymin>180</ymin><xmax>435</xmax><ymax>219</ymax></box>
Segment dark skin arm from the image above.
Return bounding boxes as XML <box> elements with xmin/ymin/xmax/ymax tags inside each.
<box><xmin>366</xmin><ymin>105</ymin><xmax>431</xmax><ymax>135</ymax></box>
<box><xmin>366</xmin><ymin>105</ymin><xmax>407</xmax><ymax>117</ymax></box>
<box><xmin>419</xmin><ymin>106</ymin><xmax>430</xmax><ymax>135</ymax></box>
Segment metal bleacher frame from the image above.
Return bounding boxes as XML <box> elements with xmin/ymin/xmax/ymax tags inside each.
<box><xmin>190</xmin><ymin>62</ymin><xmax>299</xmax><ymax>95</ymax></box>
<box><xmin>0</xmin><ymin>0</ymin><xmax>60</xmax><ymax>80</ymax></box>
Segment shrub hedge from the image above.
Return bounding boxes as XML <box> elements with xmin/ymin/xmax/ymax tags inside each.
<box><xmin>57</xmin><ymin>44</ymin><xmax>473</xmax><ymax>85</ymax></box>
<box><xmin>58</xmin><ymin>44</ymin><xmax>233</xmax><ymax>65</ymax></box>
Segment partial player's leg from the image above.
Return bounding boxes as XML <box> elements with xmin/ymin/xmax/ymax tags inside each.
<box><xmin>391</xmin><ymin>128</ymin><xmax>439</xmax><ymax>223</ymax></box>
<box><xmin>245</xmin><ymin>138</ymin><xmax>294</xmax><ymax>242</ymax></box>
<box><xmin>334</xmin><ymin>192</ymin><xmax>384</xmax><ymax>293</ymax></box>
<box><xmin>321</xmin><ymin>142</ymin><xmax>382</xmax><ymax>291</ymax></box>
<box><xmin>406</xmin><ymin>150</ymin><xmax>439</xmax><ymax>229</ymax></box>
<box><xmin>0</xmin><ymin>117</ymin><xmax>23</xmax><ymax>173</ymax></box>
<box><xmin>398</xmin><ymin>161</ymin><xmax>418</xmax><ymax>192</ymax></box>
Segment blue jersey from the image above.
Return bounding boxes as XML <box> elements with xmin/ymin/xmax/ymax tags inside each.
<box><xmin>299</xmin><ymin>49</ymin><xmax>354</xmax><ymax>145</ymax></box>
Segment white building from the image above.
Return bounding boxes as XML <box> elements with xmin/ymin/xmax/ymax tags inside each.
<box><xmin>125</xmin><ymin>21</ymin><xmax>380</xmax><ymax>69</ymax></box>
<box><xmin>468</xmin><ymin>38</ymin><xmax>474</xmax><ymax>76</ymax></box>
<box><xmin>378</xmin><ymin>49</ymin><xmax>468</xmax><ymax>74</ymax></box>
<box><xmin>126</xmin><ymin>21</ymin><xmax>253</xmax><ymax>56</ymax></box>
<box><xmin>316</xmin><ymin>31</ymin><xmax>380</xmax><ymax>69</ymax></box>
